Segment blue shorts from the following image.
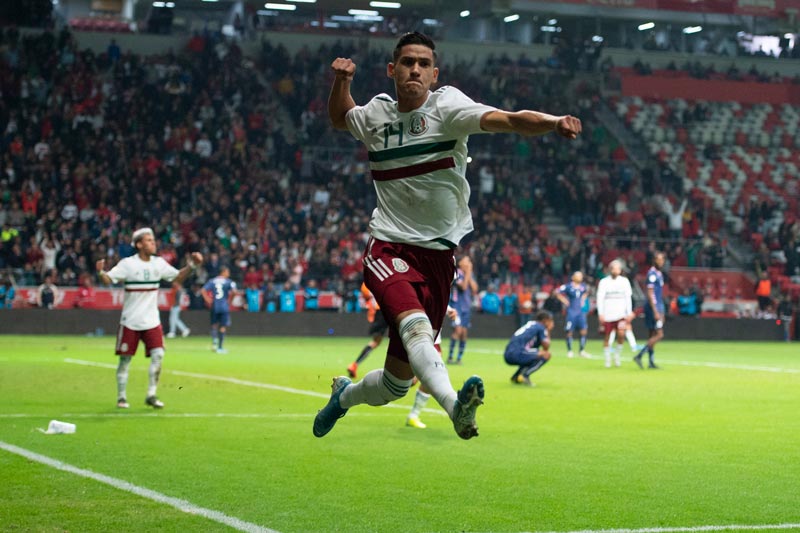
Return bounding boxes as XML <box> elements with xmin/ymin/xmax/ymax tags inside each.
<box><xmin>644</xmin><ymin>305</ymin><xmax>664</xmax><ymax>331</ymax></box>
<box><xmin>565</xmin><ymin>313</ymin><xmax>587</xmax><ymax>332</ymax></box>
<box><xmin>504</xmin><ymin>348</ymin><xmax>540</xmax><ymax>367</ymax></box>
<box><xmin>211</xmin><ymin>310</ymin><xmax>231</xmax><ymax>327</ymax></box>
<box><xmin>452</xmin><ymin>309</ymin><xmax>471</xmax><ymax>329</ymax></box>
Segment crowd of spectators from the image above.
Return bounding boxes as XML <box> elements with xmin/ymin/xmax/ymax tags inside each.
<box><xmin>0</xmin><ymin>27</ymin><xmax>793</xmax><ymax>317</ymax></box>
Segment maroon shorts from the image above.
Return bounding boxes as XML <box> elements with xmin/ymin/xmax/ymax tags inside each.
<box><xmin>115</xmin><ymin>324</ymin><xmax>164</xmax><ymax>356</ymax></box>
<box><xmin>603</xmin><ymin>319</ymin><xmax>627</xmax><ymax>336</ymax></box>
<box><xmin>362</xmin><ymin>237</ymin><xmax>455</xmax><ymax>363</ymax></box>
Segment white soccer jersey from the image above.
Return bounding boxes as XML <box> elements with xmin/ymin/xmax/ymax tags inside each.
<box><xmin>106</xmin><ymin>255</ymin><xmax>180</xmax><ymax>330</ymax></box>
<box><xmin>596</xmin><ymin>275</ymin><xmax>633</xmax><ymax>322</ymax></box>
<box><xmin>346</xmin><ymin>86</ymin><xmax>496</xmax><ymax>249</ymax></box>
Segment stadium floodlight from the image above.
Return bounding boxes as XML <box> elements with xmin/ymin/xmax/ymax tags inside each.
<box><xmin>152</xmin><ymin>1</ymin><xmax>165</xmax><ymax>6</ymax></box>
<box><xmin>504</xmin><ymin>14</ymin><xmax>520</xmax><ymax>23</ymax></box>
<box><xmin>165</xmin><ymin>1</ymin><xmax>175</xmax><ymax>6</ymax></box>
<box><xmin>288</xmin><ymin>0</ymin><xmax>317</xmax><ymax>3</ymax></box>
<box><xmin>548</xmin><ymin>18</ymin><xmax>557</xmax><ymax>25</ymax></box>
<box><xmin>683</xmin><ymin>25</ymin><xmax>702</xmax><ymax>34</ymax></box>
<box><xmin>540</xmin><ymin>25</ymin><xmax>558</xmax><ymax>32</ymax></box>
<box><xmin>638</xmin><ymin>22</ymin><xmax>655</xmax><ymax>31</ymax></box>
<box><xmin>369</xmin><ymin>1</ymin><xmax>401</xmax><ymax>7</ymax></box>
<box><xmin>265</xmin><ymin>2</ymin><xmax>297</xmax><ymax>10</ymax></box>
<box><xmin>354</xmin><ymin>14</ymin><xmax>384</xmax><ymax>21</ymax></box>
<box><xmin>592</xmin><ymin>35</ymin><xmax>604</xmax><ymax>43</ymax></box>
<box><xmin>785</xmin><ymin>33</ymin><xmax>795</xmax><ymax>39</ymax></box>
<box><xmin>348</xmin><ymin>9</ymin><xmax>379</xmax><ymax>16</ymax></box>
<box><xmin>460</xmin><ymin>10</ymin><xmax>470</xmax><ymax>17</ymax></box>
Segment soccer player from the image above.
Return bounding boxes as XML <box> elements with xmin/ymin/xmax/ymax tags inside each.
<box><xmin>314</xmin><ymin>31</ymin><xmax>581</xmax><ymax>440</ymax></box>
<box><xmin>406</xmin><ymin>305</ymin><xmax>458</xmax><ymax>429</ymax></box>
<box><xmin>556</xmin><ymin>271</ymin><xmax>591</xmax><ymax>359</ymax></box>
<box><xmin>634</xmin><ymin>252</ymin><xmax>666</xmax><ymax>369</ymax></box>
<box><xmin>447</xmin><ymin>256</ymin><xmax>477</xmax><ymax>365</ymax></box>
<box><xmin>166</xmin><ymin>281</ymin><xmax>190</xmax><ymax>338</ymax></box>
<box><xmin>202</xmin><ymin>266</ymin><xmax>236</xmax><ymax>354</ymax></box>
<box><xmin>347</xmin><ymin>283</ymin><xmax>390</xmax><ymax>379</ymax></box>
<box><xmin>596</xmin><ymin>260</ymin><xmax>634</xmax><ymax>368</ymax></box>
<box><xmin>96</xmin><ymin>228</ymin><xmax>203</xmax><ymax>409</ymax></box>
<box><xmin>504</xmin><ymin>310</ymin><xmax>554</xmax><ymax>387</ymax></box>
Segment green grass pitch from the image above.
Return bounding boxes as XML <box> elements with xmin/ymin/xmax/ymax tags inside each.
<box><xmin>1</xmin><ymin>334</ymin><xmax>798</xmax><ymax>533</ymax></box>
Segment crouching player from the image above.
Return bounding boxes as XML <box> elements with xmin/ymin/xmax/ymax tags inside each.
<box><xmin>504</xmin><ymin>310</ymin><xmax>554</xmax><ymax>387</ymax></box>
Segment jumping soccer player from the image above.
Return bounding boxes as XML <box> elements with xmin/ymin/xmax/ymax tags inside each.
<box><xmin>447</xmin><ymin>256</ymin><xmax>477</xmax><ymax>365</ymax></box>
<box><xmin>202</xmin><ymin>266</ymin><xmax>236</xmax><ymax>354</ymax></box>
<box><xmin>597</xmin><ymin>260</ymin><xmax>634</xmax><ymax>368</ymax></box>
<box><xmin>348</xmin><ymin>283</ymin><xmax>390</xmax><ymax>378</ymax></box>
<box><xmin>635</xmin><ymin>251</ymin><xmax>666</xmax><ymax>369</ymax></box>
<box><xmin>556</xmin><ymin>271</ymin><xmax>591</xmax><ymax>359</ymax></box>
<box><xmin>96</xmin><ymin>228</ymin><xmax>203</xmax><ymax>409</ymax></box>
<box><xmin>314</xmin><ymin>31</ymin><xmax>581</xmax><ymax>440</ymax></box>
<box><xmin>504</xmin><ymin>310</ymin><xmax>554</xmax><ymax>387</ymax></box>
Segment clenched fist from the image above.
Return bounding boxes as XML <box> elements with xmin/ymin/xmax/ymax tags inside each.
<box><xmin>555</xmin><ymin>115</ymin><xmax>582</xmax><ymax>140</ymax></box>
<box><xmin>331</xmin><ymin>57</ymin><xmax>357</xmax><ymax>81</ymax></box>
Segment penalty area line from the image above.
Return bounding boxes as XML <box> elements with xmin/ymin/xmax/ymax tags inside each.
<box><xmin>528</xmin><ymin>523</ymin><xmax>800</xmax><ymax>533</ymax></box>
<box><xmin>63</xmin><ymin>358</ymin><xmax>447</xmax><ymax>416</ymax></box>
<box><xmin>0</xmin><ymin>440</ymin><xmax>279</xmax><ymax>533</ymax></box>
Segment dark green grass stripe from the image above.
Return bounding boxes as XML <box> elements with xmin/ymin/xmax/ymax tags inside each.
<box><xmin>368</xmin><ymin>140</ymin><xmax>457</xmax><ymax>163</ymax></box>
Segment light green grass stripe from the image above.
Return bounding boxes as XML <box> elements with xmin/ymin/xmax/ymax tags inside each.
<box><xmin>531</xmin><ymin>523</ymin><xmax>800</xmax><ymax>533</ymax></box>
<box><xmin>0</xmin><ymin>441</ymin><xmax>279</xmax><ymax>533</ymax></box>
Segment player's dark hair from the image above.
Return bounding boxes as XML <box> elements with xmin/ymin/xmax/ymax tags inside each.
<box><xmin>392</xmin><ymin>32</ymin><xmax>437</xmax><ymax>62</ymax></box>
<box><xmin>653</xmin><ymin>251</ymin><xmax>665</xmax><ymax>263</ymax></box>
<box><xmin>535</xmin><ymin>310</ymin><xmax>553</xmax><ymax>322</ymax></box>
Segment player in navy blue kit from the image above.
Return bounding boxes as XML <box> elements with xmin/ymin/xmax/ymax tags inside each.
<box><xmin>504</xmin><ymin>310</ymin><xmax>554</xmax><ymax>387</ymax></box>
<box><xmin>556</xmin><ymin>271</ymin><xmax>592</xmax><ymax>359</ymax></box>
<box><xmin>202</xmin><ymin>266</ymin><xmax>237</xmax><ymax>354</ymax></box>
<box><xmin>635</xmin><ymin>252</ymin><xmax>665</xmax><ymax>369</ymax></box>
<box><xmin>448</xmin><ymin>256</ymin><xmax>477</xmax><ymax>365</ymax></box>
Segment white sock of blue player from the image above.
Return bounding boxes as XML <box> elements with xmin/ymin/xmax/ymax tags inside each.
<box><xmin>626</xmin><ymin>329</ymin><xmax>638</xmax><ymax>350</ymax></box>
<box><xmin>399</xmin><ymin>312</ymin><xmax>457</xmax><ymax>418</ymax></box>
<box><xmin>408</xmin><ymin>390</ymin><xmax>430</xmax><ymax>420</ymax></box>
<box><xmin>147</xmin><ymin>348</ymin><xmax>164</xmax><ymax>397</ymax></box>
<box><xmin>339</xmin><ymin>368</ymin><xmax>412</xmax><ymax>408</ymax></box>
<box><xmin>116</xmin><ymin>356</ymin><xmax>132</xmax><ymax>399</ymax></box>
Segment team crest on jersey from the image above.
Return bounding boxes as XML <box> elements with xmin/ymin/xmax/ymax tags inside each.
<box><xmin>392</xmin><ymin>258</ymin><xmax>409</xmax><ymax>273</ymax></box>
<box><xmin>408</xmin><ymin>114</ymin><xmax>428</xmax><ymax>136</ymax></box>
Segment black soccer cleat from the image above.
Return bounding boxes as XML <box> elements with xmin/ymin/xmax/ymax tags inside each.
<box><xmin>145</xmin><ymin>396</ymin><xmax>164</xmax><ymax>409</ymax></box>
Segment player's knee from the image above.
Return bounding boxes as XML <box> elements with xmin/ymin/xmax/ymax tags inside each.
<box><xmin>398</xmin><ymin>313</ymin><xmax>434</xmax><ymax>349</ymax></box>
<box><xmin>149</xmin><ymin>347</ymin><xmax>164</xmax><ymax>364</ymax></box>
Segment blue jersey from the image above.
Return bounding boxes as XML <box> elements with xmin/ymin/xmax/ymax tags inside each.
<box><xmin>506</xmin><ymin>320</ymin><xmax>549</xmax><ymax>354</ymax></box>
<box><xmin>646</xmin><ymin>267</ymin><xmax>664</xmax><ymax>309</ymax></box>
<box><xmin>203</xmin><ymin>276</ymin><xmax>236</xmax><ymax>313</ymax></box>
<box><xmin>558</xmin><ymin>282</ymin><xmax>587</xmax><ymax>315</ymax></box>
<box><xmin>450</xmin><ymin>269</ymin><xmax>473</xmax><ymax>312</ymax></box>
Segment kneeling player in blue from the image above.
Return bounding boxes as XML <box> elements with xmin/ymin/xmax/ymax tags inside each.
<box><xmin>504</xmin><ymin>310</ymin><xmax>554</xmax><ymax>387</ymax></box>
<box><xmin>202</xmin><ymin>266</ymin><xmax>236</xmax><ymax>354</ymax></box>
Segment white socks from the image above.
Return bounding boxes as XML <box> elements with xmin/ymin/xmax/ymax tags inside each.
<box><xmin>625</xmin><ymin>329</ymin><xmax>638</xmax><ymax>350</ymax></box>
<box><xmin>339</xmin><ymin>369</ymin><xmax>412</xmax><ymax>408</ymax></box>
<box><xmin>147</xmin><ymin>348</ymin><xmax>164</xmax><ymax>397</ymax></box>
<box><xmin>399</xmin><ymin>313</ymin><xmax>457</xmax><ymax>417</ymax></box>
<box><xmin>117</xmin><ymin>356</ymin><xmax>132</xmax><ymax>399</ymax></box>
<box><xmin>408</xmin><ymin>390</ymin><xmax>431</xmax><ymax>419</ymax></box>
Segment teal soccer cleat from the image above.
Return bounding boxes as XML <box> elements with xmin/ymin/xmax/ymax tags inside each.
<box><xmin>313</xmin><ymin>376</ymin><xmax>352</xmax><ymax>438</ymax></box>
<box><xmin>452</xmin><ymin>375</ymin><xmax>485</xmax><ymax>440</ymax></box>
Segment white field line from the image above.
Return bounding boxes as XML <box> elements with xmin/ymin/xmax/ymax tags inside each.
<box><xmin>0</xmin><ymin>412</ymin><xmax>395</xmax><ymax>419</ymax></box>
<box><xmin>63</xmin><ymin>358</ymin><xmax>447</xmax><ymax>416</ymax></box>
<box><xmin>529</xmin><ymin>523</ymin><xmax>800</xmax><ymax>533</ymax></box>
<box><xmin>469</xmin><ymin>349</ymin><xmax>800</xmax><ymax>374</ymax></box>
<box><xmin>0</xmin><ymin>441</ymin><xmax>278</xmax><ymax>533</ymax></box>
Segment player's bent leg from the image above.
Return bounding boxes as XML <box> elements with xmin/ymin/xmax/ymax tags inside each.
<box><xmin>146</xmin><ymin>348</ymin><xmax>164</xmax><ymax>408</ymax></box>
<box><xmin>339</xmin><ymin>368</ymin><xmax>412</xmax><ymax>408</ymax></box>
<box><xmin>116</xmin><ymin>356</ymin><xmax>132</xmax><ymax>408</ymax></box>
<box><xmin>398</xmin><ymin>311</ymin><xmax>457</xmax><ymax>417</ymax></box>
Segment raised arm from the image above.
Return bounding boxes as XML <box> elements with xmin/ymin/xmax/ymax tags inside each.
<box><xmin>328</xmin><ymin>58</ymin><xmax>358</xmax><ymax>131</ymax></box>
<box><xmin>480</xmin><ymin>110</ymin><xmax>582</xmax><ymax>139</ymax></box>
<box><xmin>173</xmin><ymin>252</ymin><xmax>203</xmax><ymax>286</ymax></box>
<box><xmin>95</xmin><ymin>259</ymin><xmax>113</xmax><ymax>286</ymax></box>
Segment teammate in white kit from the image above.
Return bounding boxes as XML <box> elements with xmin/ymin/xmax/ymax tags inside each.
<box><xmin>96</xmin><ymin>228</ymin><xmax>203</xmax><ymax>409</ymax></box>
<box><xmin>313</xmin><ymin>32</ymin><xmax>582</xmax><ymax>440</ymax></box>
<box><xmin>596</xmin><ymin>260</ymin><xmax>634</xmax><ymax>368</ymax></box>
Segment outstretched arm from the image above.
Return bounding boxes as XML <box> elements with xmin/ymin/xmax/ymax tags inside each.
<box><xmin>480</xmin><ymin>110</ymin><xmax>582</xmax><ymax>139</ymax></box>
<box><xmin>328</xmin><ymin>58</ymin><xmax>358</xmax><ymax>130</ymax></box>
<box><xmin>173</xmin><ymin>252</ymin><xmax>204</xmax><ymax>286</ymax></box>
